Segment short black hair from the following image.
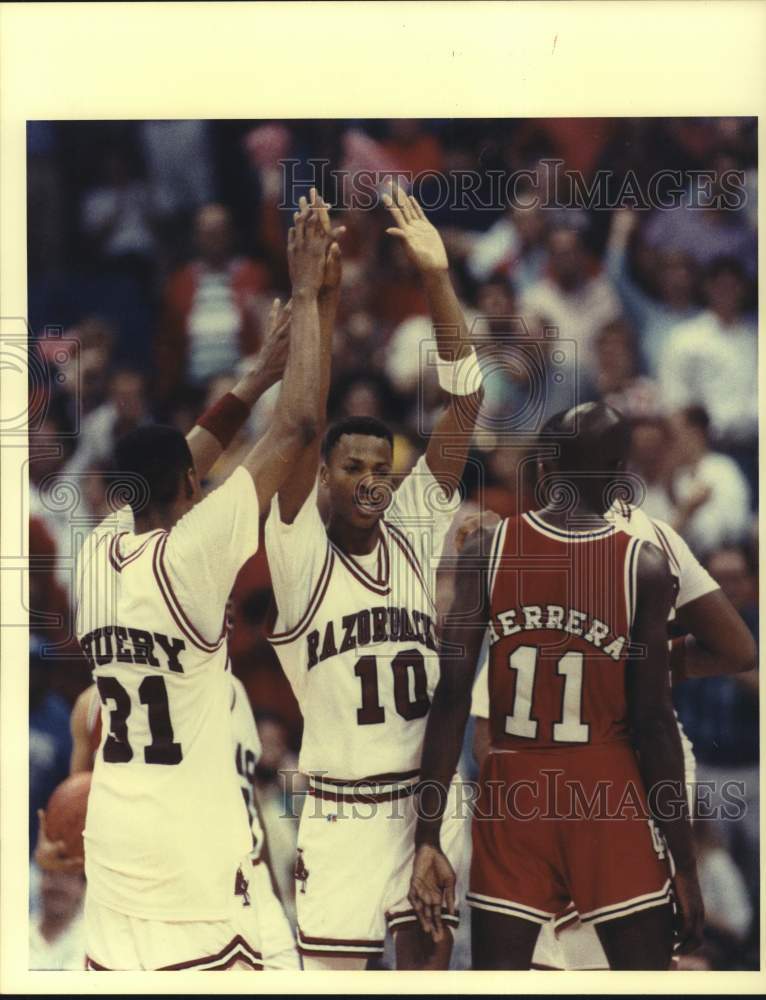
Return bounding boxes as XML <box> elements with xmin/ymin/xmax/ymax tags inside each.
<box><xmin>114</xmin><ymin>424</ymin><xmax>193</xmax><ymax>513</ymax></box>
<box><xmin>536</xmin><ymin>402</ymin><xmax>631</xmax><ymax>513</ymax></box>
<box><xmin>321</xmin><ymin>416</ymin><xmax>394</xmax><ymax>461</ymax></box>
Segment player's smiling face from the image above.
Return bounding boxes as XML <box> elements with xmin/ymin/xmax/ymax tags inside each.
<box><xmin>321</xmin><ymin>433</ymin><xmax>393</xmax><ymax>529</ymax></box>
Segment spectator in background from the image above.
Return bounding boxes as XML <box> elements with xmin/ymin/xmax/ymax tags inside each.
<box><xmin>520</xmin><ymin>219</ymin><xmax>622</xmax><ymax>387</ymax></box>
<box><xmin>155</xmin><ymin>203</ymin><xmax>271</xmax><ymax>402</ymax></box>
<box><xmin>628</xmin><ymin>415</ymin><xmax>677</xmax><ymax>524</ymax></box>
<box><xmin>605</xmin><ymin>209</ymin><xmax>702</xmax><ymax>375</ymax></box>
<box><xmin>380</xmin><ymin>119</ymin><xmax>445</xmax><ymax>176</ymax></box>
<box><xmin>707</xmin><ymin>546</ymin><xmax>759</xmax><ymax>643</ymax></box>
<box><xmin>589</xmin><ymin>318</ymin><xmax>663</xmax><ymax>419</ymax></box>
<box><xmin>140</xmin><ymin>120</ymin><xmax>215</xmax><ymax>222</ymax></box>
<box><xmin>27</xmin><ymin>516</ymin><xmax>88</xmax><ymax>704</ymax></box>
<box><xmin>669</xmin><ymin>406</ymin><xmax>751</xmax><ymax>559</ymax></box>
<box><xmin>29</xmin><ymin>870</ymin><xmax>86</xmax><ymax>971</ymax></box>
<box><xmin>70</xmin><ymin>317</ymin><xmax>116</xmax><ymax>417</ymax></box>
<box><xmin>673</xmin><ymin>543</ymin><xmax>759</xmax><ymax>922</ymax></box>
<box><xmin>643</xmin><ymin>152</ymin><xmax>757</xmax><ymax>279</ymax></box>
<box><xmin>329</xmin><ymin>369</ymin><xmax>399</xmax><ymax>424</ymax></box>
<box><xmin>467</xmin><ymin>181</ymin><xmax>548</xmax><ymax>292</ymax></box>
<box><xmin>29</xmin><ymin>396</ymin><xmax>79</xmax><ymax>599</ymax></box>
<box><xmin>29</xmin><ymin>634</ymin><xmax>72</xmax><ymax>856</ymax></box>
<box><xmin>64</xmin><ymin>368</ymin><xmax>150</xmax><ymax>477</ymax></box>
<box><xmin>659</xmin><ymin>257</ymin><xmax>757</xmax><ymax>456</ymax></box>
<box><xmin>80</xmin><ymin>148</ymin><xmax>155</xmax><ymax>289</ymax></box>
<box><xmin>692</xmin><ymin>822</ymin><xmax>754</xmax><ymax>969</ymax></box>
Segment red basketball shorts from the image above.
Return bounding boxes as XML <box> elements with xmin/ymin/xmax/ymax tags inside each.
<box><xmin>468</xmin><ymin>742</ymin><xmax>673</xmax><ymax>927</ymax></box>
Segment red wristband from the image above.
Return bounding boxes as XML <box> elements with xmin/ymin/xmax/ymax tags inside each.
<box><xmin>669</xmin><ymin>635</ymin><xmax>688</xmax><ymax>685</ymax></box>
<box><xmin>196</xmin><ymin>392</ymin><xmax>251</xmax><ymax>449</ymax></box>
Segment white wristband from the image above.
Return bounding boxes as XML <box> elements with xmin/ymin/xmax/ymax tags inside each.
<box><xmin>435</xmin><ymin>348</ymin><xmax>483</xmax><ymax>396</ymax></box>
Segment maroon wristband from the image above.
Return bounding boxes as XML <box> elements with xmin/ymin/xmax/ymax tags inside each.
<box><xmin>196</xmin><ymin>392</ymin><xmax>251</xmax><ymax>449</ymax></box>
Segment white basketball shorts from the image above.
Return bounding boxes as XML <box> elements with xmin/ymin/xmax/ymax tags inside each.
<box><xmin>84</xmin><ymin>865</ymin><xmax>262</xmax><ymax>971</ymax></box>
<box><xmin>293</xmin><ymin>773</ymin><xmax>467</xmax><ymax>960</ymax></box>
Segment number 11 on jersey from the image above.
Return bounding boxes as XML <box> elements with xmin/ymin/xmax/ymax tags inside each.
<box><xmin>505</xmin><ymin>645</ymin><xmax>590</xmax><ymax>744</ymax></box>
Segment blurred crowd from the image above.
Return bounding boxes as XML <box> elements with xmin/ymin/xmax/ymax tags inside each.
<box><xmin>27</xmin><ymin>118</ymin><xmax>758</xmax><ymax>969</ymax></box>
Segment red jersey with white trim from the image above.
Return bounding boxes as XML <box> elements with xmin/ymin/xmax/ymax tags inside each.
<box><xmin>487</xmin><ymin>511</ymin><xmax>643</xmax><ymax>751</ymax></box>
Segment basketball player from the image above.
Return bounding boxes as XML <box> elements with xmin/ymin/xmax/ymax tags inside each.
<box><xmin>409</xmin><ymin>402</ymin><xmax>705</xmax><ymax>970</ymax></box>
<box><xmin>264</xmin><ymin>186</ymin><xmax>483</xmax><ymax>970</ymax></box>
<box><xmin>37</xmin><ymin>673</ymin><xmax>300</xmax><ymax>970</ymax></box>
<box><xmin>73</xmin><ymin>201</ymin><xmax>337</xmax><ymax>971</ymax></box>
<box><xmin>467</xmin><ymin>500</ymin><xmax>756</xmax><ymax>970</ymax></box>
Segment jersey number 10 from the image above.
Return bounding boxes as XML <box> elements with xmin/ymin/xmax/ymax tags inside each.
<box><xmin>354</xmin><ymin>649</ymin><xmax>430</xmax><ymax>725</ymax></box>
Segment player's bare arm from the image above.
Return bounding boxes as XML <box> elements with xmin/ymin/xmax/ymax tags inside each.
<box><xmin>69</xmin><ymin>684</ymin><xmax>96</xmax><ymax>774</ymax></box>
<box><xmin>34</xmin><ymin>685</ymin><xmax>96</xmax><ymax>872</ymax></box>
<box><xmin>277</xmin><ymin>188</ymin><xmax>344</xmax><ymax>524</ymax></box>
<box><xmin>186</xmin><ymin>296</ymin><xmax>292</xmax><ymax>481</ymax></box>
<box><xmin>627</xmin><ymin>542</ymin><xmax>704</xmax><ymax>955</ymax></box>
<box><xmin>241</xmin><ymin>203</ymin><xmax>329</xmax><ymax>510</ymax></box>
<box><xmin>672</xmin><ymin>589</ymin><xmax>757</xmax><ymax>682</ymax></box>
<box><xmin>383</xmin><ymin>185</ymin><xmax>481</xmax><ymax>496</ymax></box>
<box><xmin>409</xmin><ymin>526</ymin><xmax>495</xmax><ymax>940</ymax></box>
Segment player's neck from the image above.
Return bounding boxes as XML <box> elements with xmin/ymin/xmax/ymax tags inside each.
<box><xmin>533</xmin><ymin>505</ymin><xmax>609</xmax><ymax>531</ymax></box>
<box><xmin>327</xmin><ymin>514</ymin><xmax>381</xmax><ymax>556</ymax></box>
<box><xmin>133</xmin><ymin>504</ymin><xmax>181</xmax><ymax>535</ymax></box>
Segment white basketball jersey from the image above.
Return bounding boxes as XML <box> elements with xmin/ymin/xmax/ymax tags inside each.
<box><xmin>229</xmin><ymin>675</ymin><xmax>266</xmax><ymax>861</ymax></box>
<box><xmin>265</xmin><ymin>455</ymin><xmax>459</xmax><ymax>781</ymax></box>
<box><xmin>470</xmin><ymin>504</ymin><xmax>718</xmax><ymax>779</ymax></box>
<box><xmin>75</xmin><ymin>468</ymin><xmax>260</xmax><ymax>921</ymax></box>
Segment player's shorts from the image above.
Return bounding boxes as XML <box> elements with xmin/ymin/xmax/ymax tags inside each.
<box><xmin>468</xmin><ymin>742</ymin><xmax>673</xmax><ymax>928</ymax></box>
<box><xmin>84</xmin><ymin>865</ymin><xmax>263</xmax><ymax>971</ymax></box>
<box><xmin>233</xmin><ymin>858</ymin><xmax>301</xmax><ymax>970</ymax></box>
<box><xmin>294</xmin><ymin>772</ymin><xmax>467</xmax><ymax>960</ymax></box>
<box><xmin>532</xmin><ymin>913</ymin><xmax>606</xmax><ymax>971</ymax></box>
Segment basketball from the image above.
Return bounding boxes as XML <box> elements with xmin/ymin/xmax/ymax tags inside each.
<box><xmin>45</xmin><ymin>772</ymin><xmax>92</xmax><ymax>858</ymax></box>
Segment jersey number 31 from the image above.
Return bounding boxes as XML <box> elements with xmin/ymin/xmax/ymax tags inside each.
<box><xmin>96</xmin><ymin>675</ymin><xmax>183</xmax><ymax>764</ymax></box>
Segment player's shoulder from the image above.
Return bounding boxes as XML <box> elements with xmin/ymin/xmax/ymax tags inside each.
<box><xmin>635</xmin><ymin>536</ymin><xmax>673</xmax><ymax>588</ymax></box>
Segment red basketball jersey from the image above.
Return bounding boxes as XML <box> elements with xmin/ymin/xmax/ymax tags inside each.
<box><xmin>486</xmin><ymin>511</ymin><xmax>644</xmax><ymax>751</ymax></box>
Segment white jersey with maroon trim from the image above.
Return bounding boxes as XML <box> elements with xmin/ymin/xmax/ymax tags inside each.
<box><xmin>74</xmin><ymin>468</ymin><xmax>259</xmax><ymax>922</ymax></box>
<box><xmin>229</xmin><ymin>675</ymin><xmax>266</xmax><ymax>860</ymax></box>
<box><xmin>85</xmin><ymin>673</ymin><xmax>268</xmax><ymax>861</ymax></box>
<box><xmin>265</xmin><ymin>454</ymin><xmax>459</xmax><ymax>782</ymax></box>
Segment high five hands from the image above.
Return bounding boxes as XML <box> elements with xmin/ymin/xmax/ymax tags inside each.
<box><xmin>290</xmin><ymin>188</ymin><xmax>344</xmax><ymax>295</ymax></box>
<box><xmin>383</xmin><ymin>184</ymin><xmax>449</xmax><ymax>273</ymax></box>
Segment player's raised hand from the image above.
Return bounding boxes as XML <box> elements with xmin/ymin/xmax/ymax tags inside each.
<box><xmin>672</xmin><ymin>868</ymin><xmax>705</xmax><ymax>955</ymax></box>
<box><xmin>34</xmin><ymin>809</ymin><xmax>84</xmax><ymax>873</ymax></box>
<box><xmin>306</xmin><ymin>188</ymin><xmax>344</xmax><ymax>299</ymax></box>
<box><xmin>383</xmin><ymin>184</ymin><xmax>448</xmax><ymax>273</ymax></box>
<box><xmin>252</xmin><ymin>297</ymin><xmax>292</xmax><ymax>388</ymax></box>
<box><xmin>408</xmin><ymin>843</ymin><xmax>456</xmax><ymax>942</ymax></box>
<box><xmin>288</xmin><ymin>196</ymin><xmax>328</xmax><ymax>294</ymax></box>
<box><xmin>309</xmin><ymin>186</ymin><xmax>346</xmax><ymax>243</ymax></box>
